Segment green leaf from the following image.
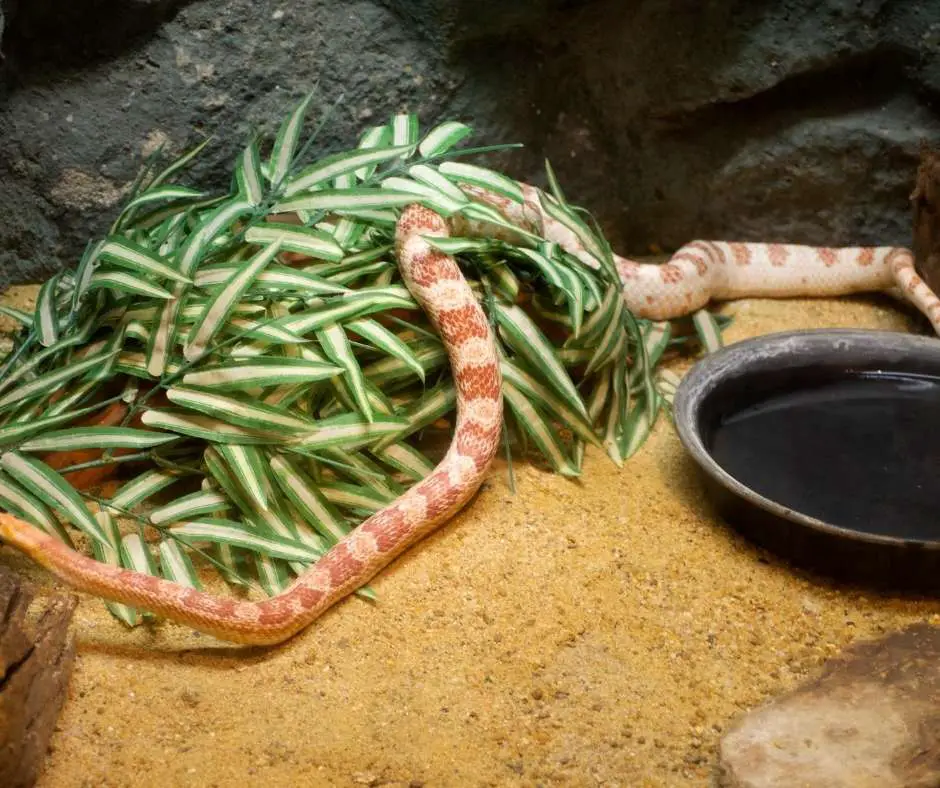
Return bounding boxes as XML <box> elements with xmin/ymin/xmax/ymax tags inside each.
<box><xmin>0</xmin><ymin>305</ymin><xmax>33</xmax><ymax>327</ymax></box>
<box><xmin>19</xmin><ymin>427</ymin><xmax>179</xmax><ymax>453</ymax></box>
<box><xmin>181</xmin><ymin>356</ymin><xmax>343</xmax><ymax>390</ymax></box>
<box><xmin>139</xmin><ymin>409</ymin><xmax>280</xmax><ymax>445</ymax></box>
<box><xmin>391</xmin><ymin>112</ymin><xmax>419</xmax><ymax>148</ymax></box>
<box><xmin>184</xmin><ymin>241</ymin><xmax>281</xmax><ymax>360</ymax></box>
<box><xmin>272</xmin><ymin>187</ymin><xmax>418</xmax><ymax>215</ymax></box>
<box><xmin>166</xmin><ymin>386</ymin><xmax>316</xmax><ymax>434</ymax></box>
<box><xmin>89</xmin><ymin>270</ymin><xmax>174</xmax><ymax>299</ymax></box>
<box><xmin>268</xmin><ymin>455</ymin><xmax>349</xmax><ymax>544</ymax></box>
<box><xmin>692</xmin><ymin>308</ymin><xmax>724</xmax><ymax>353</ymax></box>
<box><xmin>503</xmin><ymin>383</ymin><xmax>579</xmax><ymax>476</ymax></box>
<box><xmin>35</xmin><ymin>274</ymin><xmax>61</xmax><ymax>347</ymax></box>
<box><xmin>150</xmin><ymin>488</ymin><xmax>230</xmax><ymax>525</ymax></box>
<box><xmin>236</xmin><ymin>137</ymin><xmax>265</xmax><ymax>205</ymax></box>
<box><xmin>0</xmin><ymin>472</ymin><xmax>72</xmax><ymax>545</ymax></box>
<box><xmin>98</xmin><ymin>237</ymin><xmax>192</xmax><ymax>284</ymax></box>
<box><xmin>159</xmin><ymin>537</ymin><xmax>203</xmax><ymax>589</ymax></box>
<box><xmin>0</xmin><ymin>350</ymin><xmax>118</xmax><ymax>413</ymax></box>
<box><xmin>347</xmin><ymin>318</ymin><xmax>425</xmax><ymax>382</ymax></box>
<box><xmin>90</xmin><ymin>511</ymin><xmax>143</xmax><ymax>627</ymax></box>
<box><xmin>214</xmin><ymin>444</ymin><xmax>270</xmax><ymax>512</ymax></box>
<box><xmin>418</xmin><ymin>121</ymin><xmax>473</xmax><ymax>158</ymax></box>
<box><xmin>109</xmin><ymin>468</ymin><xmax>181</xmax><ymax>512</ymax></box>
<box><xmin>381</xmin><ymin>175</ymin><xmax>465</xmax><ymax>217</ymax></box>
<box><xmin>289</xmin><ymin>412</ymin><xmax>409</xmax><ymax>452</ymax></box>
<box><xmin>269</xmin><ymin>90</ymin><xmax>316</xmax><ymax>186</ymax></box>
<box><xmin>119</xmin><ymin>184</ymin><xmax>207</xmax><ymax>214</ymax></box>
<box><xmin>438</xmin><ymin>161</ymin><xmax>524</xmax><ymax>203</ymax></box>
<box><xmin>317</xmin><ymin>323</ymin><xmax>372</xmax><ymax>422</ymax></box>
<box><xmin>283</xmin><ymin>144</ymin><xmax>415</xmax><ymax>198</ymax></box>
<box><xmin>493</xmin><ymin>302</ymin><xmax>587</xmax><ymax>419</ymax></box>
<box><xmin>170</xmin><ymin>518</ymin><xmax>323</xmax><ymax>563</ymax></box>
<box><xmin>0</xmin><ymin>452</ymin><xmax>108</xmax><ymax>544</ymax></box>
<box><xmin>244</xmin><ymin>223</ymin><xmax>345</xmax><ymax>262</ymax></box>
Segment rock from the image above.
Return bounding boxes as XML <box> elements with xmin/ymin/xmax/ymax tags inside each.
<box><xmin>912</xmin><ymin>145</ymin><xmax>940</xmax><ymax>293</ymax></box>
<box><xmin>0</xmin><ymin>0</ymin><xmax>938</xmax><ymax>288</ymax></box>
<box><xmin>0</xmin><ymin>564</ymin><xmax>78</xmax><ymax>788</ymax></box>
<box><xmin>718</xmin><ymin>623</ymin><xmax>940</xmax><ymax>788</ymax></box>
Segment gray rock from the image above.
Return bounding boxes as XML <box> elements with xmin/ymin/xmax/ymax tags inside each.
<box><xmin>719</xmin><ymin>623</ymin><xmax>940</xmax><ymax>788</ymax></box>
<box><xmin>0</xmin><ymin>0</ymin><xmax>937</xmax><ymax>289</ymax></box>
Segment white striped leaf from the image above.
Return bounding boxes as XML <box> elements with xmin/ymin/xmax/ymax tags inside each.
<box><xmin>184</xmin><ymin>241</ymin><xmax>281</xmax><ymax>360</ymax></box>
<box><xmin>204</xmin><ymin>447</ymin><xmax>255</xmax><ymax>517</ymax></box>
<box><xmin>236</xmin><ymin>138</ymin><xmax>264</xmax><ymax>205</ymax></box>
<box><xmin>0</xmin><ymin>398</ymin><xmax>122</xmax><ymax>447</ymax></box>
<box><xmin>91</xmin><ymin>511</ymin><xmax>142</xmax><ymax>626</ymax></box>
<box><xmin>354</xmin><ymin>123</ymin><xmax>392</xmax><ymax>180</ymax></box>
<box><xmin>194</xmin><ymin>261</ymin><xmax>347</xmax><ymax>295</ymax></box>
<box><xmin>150</xmin><ymin>488</ymin><xmax>230</xmax><ymax>525</ymax></box>
<box><xmin>407</xmin><ymin>163</ymin><xmax>471</xmax><ymax>204</ymax></box>
<box><xmin>166</xmin><ymin>386</ymin><xmax>318</xmax><ymax>435</ymax></box>
<box><xmin>372</xmin><ymin>382</ymin><xmax>456</xmax><ymax>450</ymax></box>
<box><xmin>0</xmin><ymin>472</ymin><xmax>72</xmax><ymax>544</ymax></box>
<box><xmin>500</xmin><ymin>360</ymin><xmax>600</xmax><ymax>448</ymax></box>
<box><xmin>371</xmin><ymin>442</ymin><xmax>435</xmax><ymax>482</ymax></box>
<box><xmin>346</xmin><ymin>318</ymin><xmax>425</xmax><ymax>382</ymax></box>
<box><xmin>120</xmin><ymin>184</ymin><xmax>206</xmax><ymax>214</ymax></box>
<box><xmin>255</xmin><ymin>553</ymin><xmax>291</xmax><ymax>595</ymax></box>
<box><xmin>276</xmin><ymin>288</ymin><xmax>417</xmax><ymax>335</ymax></box>
<box><xmin>289</xmin><ymin>412</ymin><xmax>408</xmax><ymax>452</ymax></box>
<box><xmin>493</xmin><ymin>302</ymin><xmax>587</xmax><ymax>418</ymax></box>
<box><xmin>19</xmin><ymin>427</ymin><xmax>178</xmax><ymax>453</ymax></box>
<box><xmin>438</xmin><ymin>161</ymin><xmax>524</xmax><ymax>203</ymax></box>
<box><xmin>503</xmin><ymin>383</ymin><xmax>579</xmax><ymax>476</ymax></box>
<box><xmin>35</xmin><ymin>274</ymin><xmax>61</xmax><ymax>347</ymax></box>
<box><xmin>170</xmin><ymin>518</ymin><xmax>323</xmax><ymax>563</ymax></box>
<box><xmin>98</xmin><ymin>237</ymin><xmax>192</xmax><ymax>283</ymax></box>
<box><xmin>316</xmin><ymin>445</ymin><xmax>402</xmax><ymax>497</ymax></box>
<box><xmin>0</xmin><ymin>350</ymin><xmax>117</xmax><ymax>413</ymax></box>
<box><xmin>0</xmin><ymin>452</ymin><xmax>108</xmax><ymax>544</ymax></box>
<box><xmin>319</xmin><ymin>481</ymin><xmax>393</xmax><ymax>513</ymax></box>
<box><xmin>317</xmin><ymin>323</ymin><xmax>372</xmax><ymax>421</ymax></box>
<box><xmin>272</xmin><ymin>188</ymin><xmax>417</xmax><ymax>215</ymax></box>
<box><xmin>392</xmin><ymin>112</ymin><xmax>419</xmax><ymax>148</ymax></box>
<box><xmin>418</xmin><ymin>121</ymin><xmax>472</xmax><ymax>158</ymax></box>
<box><xmin>268</xmin><ymin>455</ymin><xmax>349</xmax><ymax>543</ymax></box>
<box><xmin>89</xmin><ymin>270</ymin><xmax>174</xmax><ymax>299</ymax></box>
<box><xmin>148</xmin><ymin>198</ymin><xmax>254</xmax><ymax>376</ymax></box>
<box><xmin>244</xmin><ymin>223</ymin><xmax>345</xmax><ymax>262</ymax></box>
<box><xmin>181</xmin><ymin>356</ymin><xmax>343</xmax><ymax>390</ymax></box>
<box><xmin>215</xmin><ymin>444</ymin><xmax>269</xmax><ymax>512</ymax></box>
<box><xmin>140</xmin><ymin>409</ymin><xmax>280</xmax><ymax>445</ymax></box>
<box><xmin>0</xmin><ymin>305</ymin><xmax>33</xmax><ymax>326</ymax></box>
<box><xmin>380</xmin><ymin>176</ymin><xmax>465</xmax><ymax>217</ymax></box>
<box><xmin>269</xmin><ymin>90</ymin><xmax>316</xmax><ymax>186</ymax></box>
<box><xmin>692</xmin><ymin>308</ymin><xmax>724</xmax><ymax>353</ymax></box>
<box><xmin>283</xmin><ymin>144</ymin><xmax>415</xmax><ymax>197</ymax></box>
<box><xmin>158</xmin><ymin>537</ymin><xmax>203</xmax><ymax>589</ymax></box>
<box><xmin>622</xmin><ymin>392</ymin><xmax>663</xmax><ymax>459</ymax></box>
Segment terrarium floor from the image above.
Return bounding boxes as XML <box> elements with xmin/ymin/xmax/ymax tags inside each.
<box><xmin>2</xmin><ymin>285</ymin><xmax>938</xmax><ymax>788</ymax></box>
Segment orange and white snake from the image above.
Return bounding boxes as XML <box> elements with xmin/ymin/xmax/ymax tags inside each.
<box><xmin>1</xmin><ymin>183</ymin><xmax>938</xmax><ymax>646</ymax></box>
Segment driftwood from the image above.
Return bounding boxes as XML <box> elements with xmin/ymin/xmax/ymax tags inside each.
<box><xmin>912</xmin><ymin>144</ymin><xmax>940</xmax><ymax>293</ymax></box>
<box><xmin>0</xmin><ymin>565</ymin><xmax>77</xmax><ymax>788</ymax></box>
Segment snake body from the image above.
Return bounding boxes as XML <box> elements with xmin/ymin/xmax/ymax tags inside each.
<box><xmin>1</xmin><ymin>180</ymin><xmax>939</xmax><ymax>646</ymax></box>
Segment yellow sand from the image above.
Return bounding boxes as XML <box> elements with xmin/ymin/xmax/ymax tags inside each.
<box><xmin>3</xmin><ymin>287</ymin><xmax>938</xmax><ymax>788</ymax></box>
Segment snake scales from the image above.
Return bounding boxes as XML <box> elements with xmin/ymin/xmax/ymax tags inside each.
<box><xmin>1</xmin><ymin>182</ymin><xmax>937</xmax><ymax>646</ymax></box>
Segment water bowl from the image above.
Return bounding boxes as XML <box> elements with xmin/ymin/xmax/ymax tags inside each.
<box><xmin>673</xmin><ymin>329</ymin><xmax>940</xmax><ymax>592</ymax></box>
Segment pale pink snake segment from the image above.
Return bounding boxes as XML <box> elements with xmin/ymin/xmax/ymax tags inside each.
<box><xmin>2</xmin><ymin>179</ymin><xmax>939</xmax><ymax>646</ymax></box>
<box><xmin>456</xmin><ymin>183</ymin><xmax>940</xmax><ymax>334</ymax></box>
<box><xmin>0</xmin><ymin>204</ymin><xmax>504</xmax><ymax>646</ymax></box>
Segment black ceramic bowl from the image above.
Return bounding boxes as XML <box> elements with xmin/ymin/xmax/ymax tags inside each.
<box><xmin>673</xmin><ymin>328</ymin><xmax>940</xmax><ymax>592</ymax></box>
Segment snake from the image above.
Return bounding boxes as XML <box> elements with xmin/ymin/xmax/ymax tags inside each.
<box><xmin>1</xmin><ymin>181</ymin><xmax>938</xmax><ymax>646</ymax></box>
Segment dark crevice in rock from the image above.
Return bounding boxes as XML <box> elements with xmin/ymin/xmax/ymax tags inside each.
<box><xmin>1</xmin><ymin>0</ymin><xmax>193</xmax><ymax>84</ymax></box>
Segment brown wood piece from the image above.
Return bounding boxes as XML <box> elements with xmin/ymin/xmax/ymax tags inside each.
<box><xmin>911</xmin><ymin>143</ymin><xmax>940</xmax><ymax>294</ymax></box>
<box><xmin>0</xmin><ymin>565</ymin><xmax>77</xmax><ymax>788</ymax></box>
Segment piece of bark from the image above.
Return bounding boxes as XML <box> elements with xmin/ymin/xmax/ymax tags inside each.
<box><xmin>0</xmin><ymin>565</ymin><xmax>77</xmax><ymax>788</ymax></box>
<box><xmin>718</xmin><ymin>623</ymin><xmax>940</xmax><ymax>788</ymax></box>
<box><xmin>911</xmin><ymin>144</ymin><xmax>940</xmax><ymax>294</ymax></box>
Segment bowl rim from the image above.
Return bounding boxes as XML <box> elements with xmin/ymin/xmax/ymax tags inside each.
<box><xmin>672</xmin><ymin>327</ymin><xmax>940</xmax><ymax>551</ymax></box>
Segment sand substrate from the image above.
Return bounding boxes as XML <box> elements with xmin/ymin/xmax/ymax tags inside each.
<box><xmin>2</xmin><ymin>285</ymin><xmax>938</xmax><ymax>787</ymax></box>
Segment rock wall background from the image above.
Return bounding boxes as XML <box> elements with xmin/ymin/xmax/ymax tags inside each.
<box><xmin>0</xmin><ymin>0</ymin><xmax>938</xmax><ymax>289</ymax></box>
